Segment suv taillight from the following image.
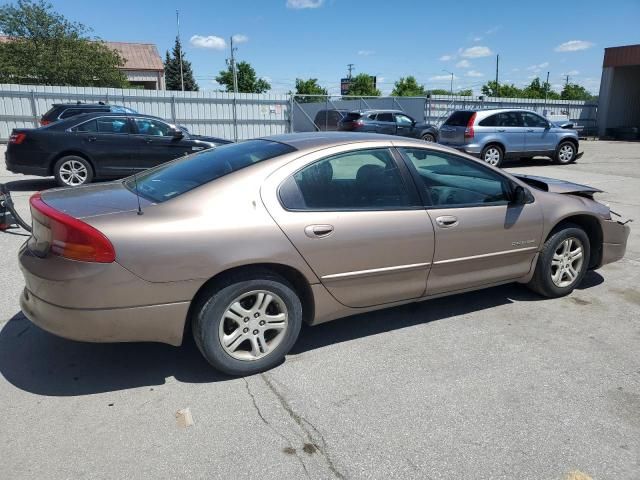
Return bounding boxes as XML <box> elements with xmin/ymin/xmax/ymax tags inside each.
<box><xmin>352</xmin><ymin>119</ymin><xmax>364</xmax><ymax>128</ymax></box>
<box><xmin>29</xmin><ymin>193</ymin><xmax>115</xmax><ymax>263</ymax></box>
<box><xmin>40</xmin><ymin>119</ymin><xmax>51</xmax><ymax>126</ymax></box>
<box><xmin>9</xmin><ymin>133</ymin><xmax>26</xmax><ymax>144</ymax></box>
<box><xmin>464</xmin><ymin>112</ymin><xmax>477</xmax><ymax>140</ymax></box>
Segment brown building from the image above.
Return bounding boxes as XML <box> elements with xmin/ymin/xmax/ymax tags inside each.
<box><xmin>598</xmin><ymin>44</ymin><xmax>640</xmax><ymax>138</ymax></box>
<box><xmin>104</xmin><ymin>41</ymin><xmax>165</xmax><ymax>90</ymax></box>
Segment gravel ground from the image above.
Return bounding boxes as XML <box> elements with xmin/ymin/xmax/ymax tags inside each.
<box><xmin>0</xmin><ymin>141</ymin><xmax>638</xmax><ymax>480</ymax></box>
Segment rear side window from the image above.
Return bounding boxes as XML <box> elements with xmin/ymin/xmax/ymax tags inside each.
<box><xmin>377</xmin><ymin>113</ymin><xmax>393</xmax><ymax>122</ymax></box>
<box><xmin>279</xmin><ymin>148</ymin><xmax>414</xmax><ymax>211</ymax></box>
<box><xmin>496</xmin><ymin>112</ymin><xmax>523</xmax><ymax>127</ymax></box>
<box><xmin>444</xmin><ymin>111</ymin><xmax>475</xmax><ymax>127</ymax></box>
<box><xmin>478</xmin><ymin>114</ymin><xmax>498</xmax><ymax>127</ymax></box>
<box><xmin>125</xmin><ymin>140</ymin><xmax>296</xmax><ymax>203</ymax></box>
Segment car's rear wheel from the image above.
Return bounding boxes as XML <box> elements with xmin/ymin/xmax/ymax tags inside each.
<box><xmin>481</xmin><ymin>144</ymin><xmax>504</xmax><ymax>167</ymax></box>
<box><xmin>193</xmin><ymin>273</ymin><xmax>302</xmax><ymax>376</ymax></box>
<box><xmin>527</xmin><ymin>224</ymin><xmax>590</xmax><ymax>298</ymax></box>
<box><xmin>554</xmin><ymin>141</ymin><xmax>577</xmax><ymax>164</ymax></box>
<box><xmin>54</xmin><ymin>156</ymin><xmax>93</xmax><ymax>187</ymax></box>
<box><xmin>421</xmin><ymin>132</ymin><xmax>436</xmax><ymax>143</ymax></box>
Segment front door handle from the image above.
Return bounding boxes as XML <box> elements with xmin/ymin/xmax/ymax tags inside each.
<box><xmin>497</xmin><ymin>129</ymin><xmax>506</xmax><ymax>132</ymax></box>
<box><xmin>143</xmin><ymin>137</ymin><xmax>153</xmax><ymax>144</ymax></box>
<box><xmin>435</xmin><ymin>216</ymin><xmax>458</xmax><ymax>228</ymax></box>
<box><xmin>526</xmin><ymin>129</ymin><xmax>534</xmax><ymax>132</ymax></box>
<box><xmin>87</xmin><ymin>136</ymin><xmax>97</xmax><ymax>142</ymax></box>
<box><xmin>304</xmin><ymin>224</ymin><xmax>334</xmax><ymax>238</ymax></box>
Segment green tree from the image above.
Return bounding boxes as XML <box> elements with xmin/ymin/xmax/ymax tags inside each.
<box><xmin>426</xmin><ymin>89</ymin><xmax>454</xmax><ymax>96</ymax></box>
<box><xmin>0</xmin><ymin>0</ymin><xmax>127</xmax><ymax>87</ymax></box>
<box><xmin>164</xmin><ymin>37</ymin><xmax>198</xmax><ymax>91</ymax></box>
<box><xmin>457</xmin><ymin>89</ymin><xmax>473</xmax><ymax>96</ymax></box>
<box><xmin>521</xmin><ymin>77</ymin><xmax>560</xmax><ymax>99</ymax></box>
<box><xmin>391</xmin><ymin>76</ymin><xmax>426</xmax><ymax>96</ymax></box>
<box><xmin>561</xmin><ymin>83</ymin><xmax>594</xmax><ymax>100</ymax></box>
<box><xmin>345</xmin><ymin>73</ymin><xmax>381</xmax><ymax>97</ymax></box>
<box><xmin>216</xmin><ymin>61</ymin><xmax>270</xmax><ymax>93</ymax></box>
<box><xmin>294</xmin><ymin>77</ymin><xmax>327</xmax><ymax>102</ymax></box>
<box><xmin>480</xmin><ymin>81</ymin><xmax>522</xmax><ymax>98</ymax></box>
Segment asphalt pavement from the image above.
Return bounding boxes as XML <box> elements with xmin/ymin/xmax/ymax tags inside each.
<box><xmin>0</xmin><ymin>141</ymin><xmax>638</xmax><ymax>480</ymax></box>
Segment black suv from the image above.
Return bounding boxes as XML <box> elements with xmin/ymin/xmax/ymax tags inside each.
<box><xmin>40</xmin><ymin>102</ymin><xmax>138</xmax><ymax>126</ymax></box>
<box><xmin>7</xmin><ymin>112</ymin><xmax>230</xmax><ymax>187</ymax></box>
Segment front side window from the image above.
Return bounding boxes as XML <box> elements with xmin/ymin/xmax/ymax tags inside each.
<box><xmin>124</xmin><ymin>140</ymin><xmax>296</xmax><ymax>203</ymax></box>
<box><xmin>134</xmin><ymin>118</ymin><xmax>173</xmax><ymax>136</ymax></box>
<box><xmin>400</xmin><ymin>148</ymin><xmax>511</xmax><ymax>207</ymax></box>
<box><xmin>377</xmin><ymin>113</ymin><xmax>393</xmax><ymax>122</ymax></box>
<box><xmin>522</xmin><ymin>112</ymin><xmax>548</xmax><ymax>128</ymax></box>
<box><xmin>395</xmin><ymin>114</ymin><xmax>413</xmax><ymax>125</ymax></box>
<box><xmin>280</xmin><ymin>148</ymin><xmax>413</xmax><ymax>211</ymax></box>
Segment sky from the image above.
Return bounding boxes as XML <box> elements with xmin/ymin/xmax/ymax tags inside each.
<box><xmin>45</xmin><ymin>0</ymin><xmax>640</xmax><ymax>95</ymax></box>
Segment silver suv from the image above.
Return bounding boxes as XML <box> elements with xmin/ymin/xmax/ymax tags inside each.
<box><xmin>438</xmin><ymin>109</ymin><xmax>580</xmax><ymax>167</ymax></box>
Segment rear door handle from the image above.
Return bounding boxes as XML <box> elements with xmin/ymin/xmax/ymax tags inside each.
<box><xmin>526</xmin><ymin>129</ymin><xmax>534</xmax><ymax>132</ymax></box>
<box><xmin>497</xmin><ymin>129</ymin><xmax>506</xmax><ymax>132</ymax></box>
<box><xmin>87</xmin><ymin>136</ymin><xmax>97</xmax><ymax>142</ymax></box>
<box><xmin>435</xmin><ymin>216</ymin><xmax>458</xmax><ymax>228</ymax></box>
<box><xmin>304</xmin><ymin>224</ymin><xmax>334</xmax><ymax>238</ymax></box>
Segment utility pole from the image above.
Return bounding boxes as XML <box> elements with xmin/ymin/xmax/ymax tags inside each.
<box><xmin>347</xmin><ymin>63</ymin><xmax>355</xmax><ymax>79</ymax></box>
<box><xmin>495</xmin><ymin>54</ymin><xmax>499</xmax><ymax>97</ymax></box>
<box><xmin>229</xmin><ymin>36</ymin><xmax>239</xmax><ymax>141</ymax></box>
<box><xmin>565</xmin><ymin>74</ymin><xmax>570</xmax><ymax>87</ymax></box>
<box><xmin>544</xmin><ymin>71</ymin><xmax>550</xmax><ymax>112</ymax></box>
<box><xmin>176</xmin><ymin>10</ymin><xmax>184</xmax><ymax>91</ymax></box>
<box><xmin>442</xmin><ymin>69</ymin><xmax>454</xmax><ymax>95</ymax></box>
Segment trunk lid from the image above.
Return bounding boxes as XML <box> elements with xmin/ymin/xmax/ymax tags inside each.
<box><xmin>439</xmin><ymin>111</ymin><xmax>475</xmax><ymax>145</ymax></box>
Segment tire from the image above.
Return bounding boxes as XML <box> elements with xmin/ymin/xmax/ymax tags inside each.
<box><xmin>53</xmin><ymin>155</ymin><xmax>94</xmax><ymax>187</ymax></box>
<box><xmin>481</xmin><ymin>144</ymin><xmax>504</xmax><ymax>167</ymax></box>
<box><xmin>527</xmin><ymin>224</ymin><xmax>590</xmax><ymax>298</ymax></box>
<box><xmin>554</xmin><ymin>141</ymin><xmax>577</xmax><ymax>164</ymax></box>
<box><xmin>421</xmin><ymin>132</ymin><xmax>436</xmax><ymax>143</ymax></box>
<box><xmin>192</xmin><ymin>272</ymin><xmax>303</xmax><ymax>376</ymax></box>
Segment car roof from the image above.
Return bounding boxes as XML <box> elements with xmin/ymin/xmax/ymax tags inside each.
<box><xmin>350</xmin><ymin>109</ymin><xmax>405</xmax><ymax>115</ymax></box>
<box><xmin>52</xmin><ymin>103</ymin><xmax>112</xmax><ymax>108</ymax></box>
<box><xmin>261</xmin><ymin>132</ymin><xmax>434</xmax><ymax>151</ymax></box>
<box><xmin>57</xmin><ymin>111</ymin><xmax>164</xmax><ymax>124</ymax></box>
<box><xmin>453</xmin><ymin>108</ymin><xmax>542</xmax><ymax>116</ymax></box>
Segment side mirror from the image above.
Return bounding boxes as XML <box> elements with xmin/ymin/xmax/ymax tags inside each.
<box><xmin>511</xmin><ymin>185</ymin><xmax>528</xmax><ymax>205</ymax></box>
<box><xmin>171</xmin><ymin>128</ymin><xmax>184</xmax><ymax>139</ymax></box>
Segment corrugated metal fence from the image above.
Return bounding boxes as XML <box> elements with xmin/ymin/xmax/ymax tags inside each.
<box><xmin>0</xmin><ymin>84</ymin><xmax>291</xmax><ymax>142</ymax></box>
<box><xmin>293</xmin><ymin>95</ymin><xmax>599</xmax><ymax>136</ymax></box>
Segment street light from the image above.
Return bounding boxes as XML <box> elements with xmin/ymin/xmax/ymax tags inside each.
<box><xmin>442</xmin><ymin>69</ymin><xmax>454</xmax><ymax>95</ymax></box>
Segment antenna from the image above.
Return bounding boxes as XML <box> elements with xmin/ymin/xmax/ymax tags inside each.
<box><xmin>133</xmin><ymin>171</ymin><xmax>143</xmax><ymax>215</ymax></box>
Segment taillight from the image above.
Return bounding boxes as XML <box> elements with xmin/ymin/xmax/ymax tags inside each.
<box><xmin>9</xmin><ymin>133</ymin><xmax>26</xmax><ymax>144</ymax></box>
<box><xmin>29</xmin><ymin>193</ymin><xmax>115</xmax><ymax>263</ymax></box>
<box><xmin>464</xmin><ymin>112</ymin><xmax>477</xmax><ymax>140</ymax></box>
<box><xmin>352</xmin><ymin>120</ymin><xmax>364</xmax><ymax>129</ymax></box>
<box><xmin>40</xmin><ymin>119</ymin><xmax>51</xmax><ymax>126</ymax></box>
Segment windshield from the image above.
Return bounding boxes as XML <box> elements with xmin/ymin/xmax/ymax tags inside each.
<box><xmin>124</xmin><ymin>140</ymin><xmax>296</xmax><ymax>203</ymax></box>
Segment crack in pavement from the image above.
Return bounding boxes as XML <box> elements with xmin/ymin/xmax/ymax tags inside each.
<box><xmin>261</xmin><ymin>373</ymin><xmax>347</xmax><ymax>480</ymax></box>
<box><xmin>243</xmin><ymin>377</ymin><xmax>311</xmax><ymax>479</ymax></box>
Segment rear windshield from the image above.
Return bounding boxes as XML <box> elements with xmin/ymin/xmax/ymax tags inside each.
<box><xmin>444</xmin><ymin>111</ymin><xmax>475</xmax><ymax>127</ymax></box>
<box><xmin>343</xmin><ymin>112</ymin><xmax>362</xmax><ymax>121</ymax></box>
<box><xmin>124</xmin><ymin>140</ymin><xmax>296</xmax><ymax>203</ymax></box>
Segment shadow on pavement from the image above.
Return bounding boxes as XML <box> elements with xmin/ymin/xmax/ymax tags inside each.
<box><xmin>4</xmin><ymin>178</ymin><xmax>58</xmax><ymax>192</ymax></box>
<box><xmin>0</xmin><ymin>272</ymin><xmax>603</xmax><ymax>397</ymax></box>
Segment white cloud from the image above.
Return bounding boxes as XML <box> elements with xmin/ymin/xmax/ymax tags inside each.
<box><xmin>460</xmin><ymin>46</ymin><xmax>493</xmax><ymax>58</ymax></box>
<box><xmin>473</xmin><ymin>36</ymin><xmax>483</xmax><ymax>42</ymax></box>
<box><xmin>485</xmin><ymin>26</ymin><xmax>500</xmax><ymax>35</ymax></box>
<box><xmin>456</xmin><ymin>59</ymin><xmax>471</xmax><ymax>68</ymax></box>
<box><xmin>232</xmin><ymin>34</ymin><xmax>248</xmax><ymax>44</ymax></box>
<box><xmin>430</xmin><ymin>74</ymin><xmax>458</xmax><ymax>81</ymax></box>
<box><xmin>554</xmin><ymin>40</ymin><xmax>594</xmax><ymax>52</ymax></box>
<box><xmin>190</xmin><ymin>35</ymin><xmax>226</xmax><ymax>50</ymax></box>
<box><xmin>357</xmin><ymin>50</ymin><xmax>375</xmax><ymax>56</ymax></box>
<box><xmin>439</xmin><ymin>55</ymin><xmax>453</xmax><ymax>61</ymax></box>
<box><xmin>526</xmin><ymin>62</ymin><xmax>549</xmax><ymax>72</ymax></box>
<box><xmin>562</xmin><ymin>69</ymin><xmax>580</xmax><ymax>76</ymax></box>
<box><xmin>465</xmin><ymin>70</ymin><xmax>483</xmax><ymax>77</ymax></box>
<box><xmin>286</xmin><ymin>0</ymin><xmax>323</xmax><ymax>8</ymax></box>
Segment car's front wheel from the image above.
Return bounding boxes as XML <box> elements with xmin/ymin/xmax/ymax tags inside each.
<box><xmin>554</xmin><ymin>141</ymin><xmax>577</xmax><ymax>164</ymax></box>
<box><xmin>193</xmin><ymin>272</ymin><xmax>302</xmax><ymax>376</ymax></box>
<box><xmin>54</xmin><ymin>156</ymin><xmax>94</xmax><ymax>187</ymax></box>
<box><xmin>527</xmin><ymin>224</ymin><xmax>590</xmax><ymax>298</ymax></box>
<box><xmin>481</xmin><ymin>144</ymin><xmax>504</xmax><ymax>167</ymax></box>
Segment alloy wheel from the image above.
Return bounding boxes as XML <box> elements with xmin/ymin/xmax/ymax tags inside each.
<box><xmin>484</xmin><ymin>147</ymin><xmax>501</xmax><ymax>166</ymax></box>
<box><xmin>550</xmin><ymin>237</ymin><xmax>584</xmax><ymax>288</ymax></box>
<box><xmin>59</xmin><ymin>160</ymin><xmax>88</xmax><ymax>186</ymax></box>
<box><xmin>218</xmin><ymin>290</ymin><xmax>289</xmax><ymax>361</ymax></box>
<box><xmin>558</xmin><ymin>144</ymin><xmax>575</xmax><ymax>163</ymax></box>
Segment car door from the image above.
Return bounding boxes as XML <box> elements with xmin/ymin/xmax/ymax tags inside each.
<box><xmin>263</xmin><ymin>144</ymin><xmax>435</xmax><ymax>308</ymax></box>
<box><xmin>398</xmin><ymin>147</ymin><xmax>543</xmax><ymax>295</ymax></box>
<box><xmin>132</xmin><ymin>117</ymin><xmax>194</xmax><ymax>169</ymax></box>
<box><xmin>394</xmin><ymin>113</ymin><xmax>416</xmax><ymax>137</ymax></box>
<box><xmin>521</xmin><ymin>112</ymin><xmax>556</xmax><ymax>154</ymax></box>
<box><xmin>494</xmin><ymin>111</ymin><xmax>526</xmax><ymax>155</ymax></box>
<box><xmin>375</xmin><ymin>112</ymin><xmax>397</xmax><ymax>135</ymax></box>
<box><xmin>68</xmin><ymin>116</ymin><xmax>136</xmax><ymax>177</ymax></box>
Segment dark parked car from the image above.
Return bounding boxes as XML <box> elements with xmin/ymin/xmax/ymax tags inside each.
<box><xmin>178</xmin><ymin>125</ymin><xmax>234</xmax><ymax>145</ymax></box>
<box><xmin>6</xmin><ymin>112</ymin><xmax>230</xmax><ymax>187</ymax></box>
<box><xmin>338</xmin><ymin>109</ymin><xmax>439</xmax><ymax>142</ymax></box>
<box><xmin>313</xmin><ymin>109</ymin><xmax>349</xmax><ymax>131</ymax></box>
<box><xmin>40</xmin><ymin>102</ymin><xmax>139</xmax><ymax>126</ymax></box>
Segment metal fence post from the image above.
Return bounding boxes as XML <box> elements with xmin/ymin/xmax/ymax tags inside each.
<box><xmin>29</xmin><ymin>90</ymin><xmax>38</xmax><ymax>127</ymax></box>
<box><xmin>289</xmin><ymin>94</ymin><xmax>294</xmax><ymax>133</ymax></box>
<box><xmin>232</xmin><ymin>93</ymin><xmax>238</xmax><ymax>142</ymax></box>
<box><xmin>170</xmin><ymin>96</ymin><xmax>177</xmax><ymax>124</ymax></box>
